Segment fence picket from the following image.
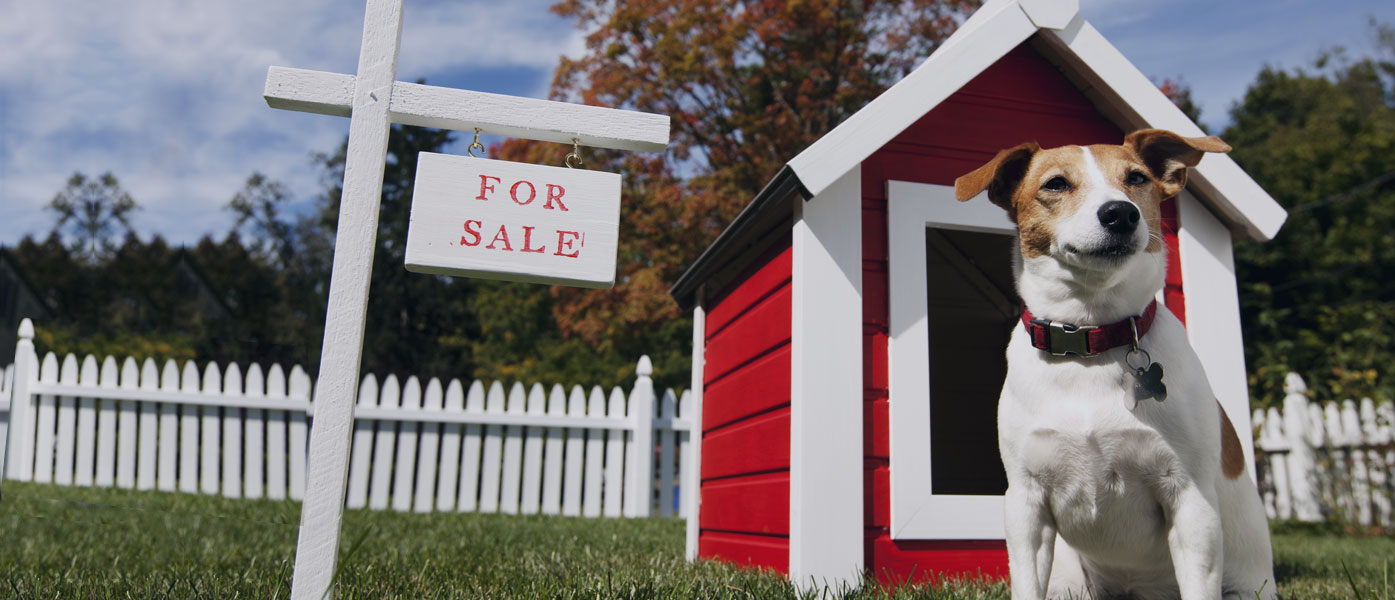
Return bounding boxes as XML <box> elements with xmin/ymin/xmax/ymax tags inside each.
<box><xmin>346</xmin><ymin>374</ymin><xmax>378</xmax><ymax>510</ymax></box>
<box><xmin>562</xmin><ymin>385</ymin><xmax>586</xmax><ymax>517</ymax></box>
<box><xmin>657</xmin><ymin>389</ymin><xmax>677</xmax><ymax>518</ymax></box>
<box><xmin>266</xmin><ymin>365</ymin><xmax>288</xmax><ymax>500</ymax></box>
<box><xmin>70</xmin><ymin>355</ymin><xmax>98</xmax><ymax>487</ymax></box>
<box><xmin>603</xmin><ymin>387</ymin><xmax>626</xmax><ymax>518</ymax></box>
<box><xmin>244</xmin><ymin>364</ymin><xmax>265</xmax><ymax>500</ymax></box>
<box><xmin>288</xmin><ymin>366</ymin><xmax>310</xmax><ymax>500</ymax></box>
<box><xmin>434</xmin><ymin>379</ymin><xmax>464</xmax><ymax>512</ymax></box>
<box><xmin>33</xmin><ymin>353</ymin><xmax>59</xmax><ymax>484</ymax></box>
<box><xmin>222</xmin><ymin>363</ymin><xmax>243</xmax><ymax>498</ymax></box>
<box><xmin>177</xmin><ymin>361</ymin><xmax>200</xmax><ymax>493</ymax></box>
<box><xmin>413</xmin><ymin>378</ymin><xmax>443</xmax><ymax>513</ymax></box>
<box><xmin>678</xmin><ymin>390</ymin><xmax>693</xmax><ymax>519</ymax></box>
<box><xmin>54</xmin><ymin>354</ymin><xmax>80</xmax><ymax>486</ymax></box>
<box><xmin>118</xmin><ymin>358</ymin><xmax>142</xmax><ymax>489</ymax></box>
<box><xmin>456</xmin><ymin>381</ymin><xmax>485</xmax><ymax>512</ymax></box>
<box><xmin>582</xmin><ymin>386</ymin><xmax>605</xmax><ymax>518</ymax></box>
<box><xmin>157</xmin><ymin>359</ymin><xmax>180</xmax><ymax>491</ymax></box>
<box><xmin>0</xmin><ymin>365</ymin><xmax>9</xmax><ymax>475</ymax></box>
<box><xmin>477</xmin><ymin>382</ymin><xmax>506</xmax><ymax>513</ymax></box>
<box><xmin>1265</xmin><ymin>407</ymin><xmax>1290</xmax><ymax>519</ymax></box>
<box><xmin>499</xmin><ymin>382</ymin><xmax>526</xmax><ymax>514</ymax></box>
<box><xmin>95</xmin><ymin>357</ymin><xmax>119</xmax><ymax>487</ymax></box>
<box><xmin>368</xmin><ymin>374</ymin><xmax>400</xmax><ymax>511</ymax></box>
<box><xmin>519</xmin><ymin>383</ymin><xmax>546</xmax><ymax>515</ymax></box>
<box><xmin>391</xmin><ymin>376</ymin><xmax>423</xmax><ymax>512</ymax></box>
<box><xmin>540</xmin><ymin>384</ymin><xmax>566</xmax><ymax>516</ymax></box>
<box><xmin>199</xmin><ymin>362</ymin><xmax>222</xmax><ymax>495</ymax></box>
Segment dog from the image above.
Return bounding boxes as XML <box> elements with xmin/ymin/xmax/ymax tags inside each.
<box><xmin>953</xmin><ymin>129</ymin><xmax>1276</xmax><ymax>600</ymax></box>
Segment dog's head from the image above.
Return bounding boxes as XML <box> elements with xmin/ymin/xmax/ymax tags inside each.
<box><xmin>953</xmin><ymin>130</ymin><xmax>1229</xmax><ymax>315</ymax></box>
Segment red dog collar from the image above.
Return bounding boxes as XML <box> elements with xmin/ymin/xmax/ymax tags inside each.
<box><xmin>1021</xmin><ymin>300</ymin><xmax>1157</xmax><ymax>358</ymax></box>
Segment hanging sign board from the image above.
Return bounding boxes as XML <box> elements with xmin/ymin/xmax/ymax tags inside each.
<box><xmin>405</xmin><ymin>152</ymin><xmax>622</xmax><ymax>288</ymax></box>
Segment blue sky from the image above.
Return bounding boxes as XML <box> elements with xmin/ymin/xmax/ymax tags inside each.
<box><xmin>2</xmin><ymin>0</ymin><xmax>1392</xmax><ymax>247</ymax></box>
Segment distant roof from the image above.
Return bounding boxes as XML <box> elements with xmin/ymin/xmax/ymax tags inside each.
<box><xmin>671</xmin><ymin>0</ymin><xmax>1287</xmax><ymax>309</ymax></box>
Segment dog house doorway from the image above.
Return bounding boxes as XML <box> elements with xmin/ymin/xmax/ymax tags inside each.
<box><xmin>887</xmin><ymin>180</ymin><xmax>1016</xmax><ymax>539</ymax></box>
<box><xmin>924</xmin><ymin>227</ymin><xmax>1014</xmax><ymax>496</ymax></box>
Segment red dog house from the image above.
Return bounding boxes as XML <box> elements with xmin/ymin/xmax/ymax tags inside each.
<box><xmin>669</xmin><ymin>0</ymin><xmax>1287</xmax><ymax>589</ymax></box>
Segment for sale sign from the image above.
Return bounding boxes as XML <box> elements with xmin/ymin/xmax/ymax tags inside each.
<box><xmin>405</xmin><ymin>152</ymin><xmax>622</xmax><ymax>288</ymax></box>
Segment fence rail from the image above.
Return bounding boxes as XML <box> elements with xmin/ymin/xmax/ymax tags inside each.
<box><xmin>0</xmin><ymin>320</ymin><xmax>693</xmax><ymax>519</ymax></box>
<box><xmin>1253</xmin><ymin>373</ymin><xmax>1395</xmax><ymax>527</ymax></box>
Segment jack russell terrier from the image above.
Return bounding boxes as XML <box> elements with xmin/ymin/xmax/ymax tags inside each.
<box><xmin>953</xmin><ymin>130</ymin><xmax>1276</xmax><ymax>600</ymax></box>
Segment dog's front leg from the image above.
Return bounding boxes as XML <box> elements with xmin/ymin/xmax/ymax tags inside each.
<box><xmin>1005</xmin><ymin>482</ymin><xmax>1055</xmax><ymax>599</ymax></box>
<box><xmin>1166</xmin><ymin>483</ymin><xmax>1224</xmax><ymax>600</ymax></box>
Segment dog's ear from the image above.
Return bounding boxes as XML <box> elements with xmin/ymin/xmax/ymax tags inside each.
<box><xmin>955</xmin><ymin>143</ymin><xmax>1039</xmax><ymax>218</ymax></box>
<box><xmin>1124</xmin><ymin>129</ymin><xmax>1230</xmax><ymax>197</ymax></box>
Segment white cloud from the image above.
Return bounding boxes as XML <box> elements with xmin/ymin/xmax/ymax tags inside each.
<box><xmin>0</xmin><ymin>0</ymin><xmax>578</xmax><ymax>247</ymax></box>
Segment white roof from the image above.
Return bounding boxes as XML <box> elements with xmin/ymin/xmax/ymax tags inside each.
<box><xmin>784</xmin><ymin>0</ymin><xmax>1287</xmax><ymax>241</ymax></box>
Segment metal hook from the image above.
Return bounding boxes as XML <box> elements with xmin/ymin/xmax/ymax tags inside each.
<box><xmin>468</xmin><ymin>128</ymin><xmax>485</xmax><ymax>158</ymax></box>
<box><xmin>565</xmin><ymin>138</ymin><xmax>583</xmax><ymax>169</ymax></box>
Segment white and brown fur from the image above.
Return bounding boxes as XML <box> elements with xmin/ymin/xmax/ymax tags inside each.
<box><xmin>954</xmin><ymin>130</ymin><xmax>1275</xmax><ymax>600</ymax></box>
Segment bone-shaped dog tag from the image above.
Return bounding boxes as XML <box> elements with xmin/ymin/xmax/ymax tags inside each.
<box><xmin>1133</xmin><ymin>362</ymin><xmax>1167</xmax><ymax>402</ymax></box>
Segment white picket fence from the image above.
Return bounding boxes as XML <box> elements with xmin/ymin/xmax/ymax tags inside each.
<box><xmin>1253</xmin><ymin>372</ymin><xmax>1395</xmax><ymax>527</ymax></box>
<box><xmin>0</xmin><ymin>320</ymin><xmax>694</xmax><ymax>518</ymax></box>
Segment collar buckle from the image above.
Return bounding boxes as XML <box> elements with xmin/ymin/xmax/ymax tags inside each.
<box><xmin>1033</xmin><ymin>319</ymin><xmax>1099</xmax><ymax>357</ymax></box>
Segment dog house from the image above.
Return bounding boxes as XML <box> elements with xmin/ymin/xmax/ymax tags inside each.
<box><xmin>669</xmin><ymin>0</ymin><xmax>1287</xmax><ymax>589</ymax></box>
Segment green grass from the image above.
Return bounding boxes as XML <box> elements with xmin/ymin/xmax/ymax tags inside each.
<box><xmin>0</xmin><ymin>482</ymin><xmax>1390</xmax><ymax>599</ymax></box>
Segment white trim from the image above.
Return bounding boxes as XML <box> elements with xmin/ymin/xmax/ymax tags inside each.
<box><xmin>789</xmin><ymin>166</ymin><xmax>864</xmax><ymax>588</ymax></box>
<box><xmin>1176</xmin><ymin>191</ymin><xmax>1257</xmax><ymax>480</ymax></box>
<box><xmin>786</xmin><ymin>1</ymin><xmax>1036</xmax><ymax>198</ymax></box>
<box><xmin>887</xmin><ymin>180</ymin><xmax>1012</xmax><ymax>540</ymax></box>
<box><xmin>784</xmin><ymin>0</ymin><xmax>1286</xmax><ymax>241</ymax></box>
<box><xmin>1041</xmin><ymin>21</ymin><xmax>1286</xmax><ymax>241</ymax></box>
<box><xmin>685</xmin><ymin>306</ymin><xmax>705</xmax><ymax>562</ymax></box>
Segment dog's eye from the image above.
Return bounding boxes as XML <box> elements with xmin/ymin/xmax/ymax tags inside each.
<box><xmin>1041</xmin><ymin>177</ymin><xmax>1071</xmax><ymax>192</ymax></box>
<box><xmin>1125</xmin><ymin>171</ymin><xmax>1150</xmax><ymax>186</ymax></box>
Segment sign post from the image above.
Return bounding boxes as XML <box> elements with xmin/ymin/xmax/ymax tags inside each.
<box><xmin>262</xmin><ymin>2</ymin><xmax>667</xmax><ymax>598</ymax></box>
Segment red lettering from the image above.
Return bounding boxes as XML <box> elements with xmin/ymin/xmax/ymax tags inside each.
<box><xmin>553</xmin><ymin>230</ymin><xmax>581</xmax><ymax>258</ymax></box>
<box><xmin>510</xmin><ymin>181</ymin><xmax>536</xmax><ymax>205</ymax></box>
<box><xmin>520</xmin><ymin>226</ymin><xmax>546</xmax><ymax>253</ymax></box>
<box><xmin>544</xmin><ymin>184</ymin><xmax>568</xmax><ymax>211</ymax></box>
<box><xmin>476</xmin><ymin>175</ymin><xmax>500</xmax><ymax>200</ymax></box>
<box><xmin>486</xmin><ymin>225</ymin><xmax>513</xmax><ymax>251</ymax></box>
<box><xmin>461</xmin><ymin>220</ymin><xmax>482</xmax><ymax>246</ymax></box>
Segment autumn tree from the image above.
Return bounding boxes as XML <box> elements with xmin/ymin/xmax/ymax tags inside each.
<box><xmin>485</xmin><ymin>0</ymin><xmax>979</xmax><ymax>388</ymax></box>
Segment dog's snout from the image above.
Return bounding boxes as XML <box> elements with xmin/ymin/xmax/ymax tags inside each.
<box><xmin>1097</xmin><ymin>201</ymin><xmax>1140</xmax><ymax>234</ymax></box>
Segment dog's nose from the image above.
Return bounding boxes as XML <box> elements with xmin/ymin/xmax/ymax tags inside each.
<box><xmin>1097</xmin><ymin>201</ymin><xmax>1140</xmax><ymax>234</ymax></box>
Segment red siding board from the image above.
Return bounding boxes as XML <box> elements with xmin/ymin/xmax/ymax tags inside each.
<box><xmin>703</xmin><ymin>345</ymin><xmax>792</xmax><ymax>431</ymax></box>
<box><xmin>701</xmin><ymin>471</ymin><xmax>791</xmax><ymax>535</ymax></box>
<box><xmin>701</xmin><ymin>407</ymin><xmax>791</xmax><ymax>481</ymax></box>
<box><xmin>1160</xmin><ymin>197</ymin><xmax>1186</xmax><ymax>325</ymax></box>
<box><xmin>861</xmin><ymin>41</ymin><xmax>1129</xmax><ymax>583</ymax></box>
<box><xmin>699</xmin><ymin>532</ymin><xmax>790</xmax><ymax>572</ymax></box>
<box><xmin>706</xmin><ymin>245</ymin><xmax>794</xmax><ymax>337</ymax></box>
<box><xmin>704</xmin><ymin>285</ymin><xmax>793</xmax><ymax>385</ymax></box>
<box><xmin>870</xmin><ymin>537</ymin><xmax>1009</xmax><ymax>586</ymax></box>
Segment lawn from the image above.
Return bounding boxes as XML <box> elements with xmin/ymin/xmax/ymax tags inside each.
<box><xmin>0</xmin><ymin>482</ymin><xmax>1389</xmax><ymax>599</ymax></box>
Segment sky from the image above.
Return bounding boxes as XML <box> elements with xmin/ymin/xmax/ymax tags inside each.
<box><xmin>1</xmin><ymin>0</ymin><xmax>1392</xmax><ymax>248</ymax></box>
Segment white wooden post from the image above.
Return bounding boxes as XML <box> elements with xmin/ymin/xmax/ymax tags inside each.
<box><xmin>287</xmin><ymin>0</ymin><xmax>402</xmax><ymax>593</ymax></box>
<box><xmin>684</xmin><ymin>307</ymin><xmax>705</xmax><ymax>561</ymax></box>
<box><xmin>3</xmin><ymin>319</ymin><xmax>36</xmax><ymax>482</ymax></box>
<box><xmin>789</xmin><ymin>167</ymin><xmax>864</xmax><ymax>589</ymax></box>
<box><xmin>1282</xmin><ymin>373</ymin><xmax>1322</xmax><ymax>521</ymax></box>
<box><xmin>264</xmin><ymin>1</ymin><xmax>666</xmax><ymax>594</ymax></box>
<box><xmin>626</xmin><ymin>356</ymin><xmax>655</xmax><ymax>517</ymax></box>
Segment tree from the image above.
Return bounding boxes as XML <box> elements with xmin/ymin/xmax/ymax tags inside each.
<box><xmin>47</xmin><ymin>172</ymin><xmax>139</xmax><ymax>263</ymax></box>
<box><xmin>483</xmin><ymin>0</ymin><xmax>978</xmax><ymax>389</ymax></box>
<box><xmin>1226</xmin><ymin>23</ymin><xmax>1395</xmax><ymax>406</ymax></box>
